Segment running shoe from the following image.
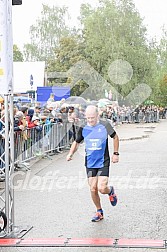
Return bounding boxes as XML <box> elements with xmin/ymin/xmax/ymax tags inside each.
<box><xmin>91</xmin><ymin>210</ymin><xmax>103</xmax><ymax>222</ymax></box>
<box><xmin>109</xmin><ymin>186</ymin><xmax>117</xmax><ymax>206</ymax></box>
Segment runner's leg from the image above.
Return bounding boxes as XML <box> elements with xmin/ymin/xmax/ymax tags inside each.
<box><xmin>97</xmin><ymin>176</ymin><xmax>110</xmax><ymax>194</ymax></box>
<box><xmin>88</xmin><ymin>176</ymin><xmax>102</xmax><ymax>210</ymax></box>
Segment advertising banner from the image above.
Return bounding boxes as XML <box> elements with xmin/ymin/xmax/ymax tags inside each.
<box><xmin>0</xmin><ymin>0</ymin><xmax>13</xmax><ymax>94</ymax></box>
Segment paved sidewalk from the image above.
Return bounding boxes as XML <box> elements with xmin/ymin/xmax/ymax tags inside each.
<box><xmin>115</xmin><ymin>122</ymin><xmax>157</xmax><ymax>141</ymax></box>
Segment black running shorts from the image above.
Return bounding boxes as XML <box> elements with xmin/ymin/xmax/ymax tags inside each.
<box><xmin>86</xmin><ymin>166</ymin><xmax>109</xmax><ymax>178</ymax></box>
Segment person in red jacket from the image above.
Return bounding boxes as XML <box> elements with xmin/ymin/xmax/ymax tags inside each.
<box><xmin>28</xmin><ymin>116</ymin><xmax>42</xmax><ymax>132</ymax></box>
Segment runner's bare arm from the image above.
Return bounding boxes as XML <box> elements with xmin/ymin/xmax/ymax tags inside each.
<box><xmin>112</xmin><ymin>133</ymin><xmax>119</xmax><ymax>163</ymax></box>
<box><xmin>66</xmin><ymin>141</ymin><xmax>80</xmax><ymax>161</ymax></box>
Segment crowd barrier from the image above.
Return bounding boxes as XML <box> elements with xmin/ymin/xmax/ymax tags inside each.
<box><xmin>13</xmin><ymin>122</ymin><xmax>75</xmax><ymax>169</ymax></box>
<box><xmin>116</xmin><ymin>110</ymin><xmax>161</xmax><ymax>124</ymax></box>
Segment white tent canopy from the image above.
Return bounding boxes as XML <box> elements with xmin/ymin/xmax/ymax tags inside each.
<box><xmin>13</xmin><ymin>61</ymin><xmax>45</xmax><ymax>93</ymax></box>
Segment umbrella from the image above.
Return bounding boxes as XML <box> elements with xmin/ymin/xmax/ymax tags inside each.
<box><xmin>13</xmin><ymin>96</ymin><xmax>31</xmax><ymax>103</ymax></box>
<box><xmin>98</xmin><ymin>98</ymin><xmax>112</xmax><ymax>107</ymax></box>
<box><xmin>65</xmin><ymin>96</ymin><xmax>87</xmax><ymax>106</ymax></box>
<box><xmin>87</xmin><ymin>100</ymin><xmax>98</xmax><ymax>106</ymax></box>
<box><xmin>98</xmin><ymin>98</ymin><xmax>112</xmax><ymax>104</ymax></box>
<box><xmin>144</xmin><ymin>100</ymin><xmax>154</xmax><ymax>105</ymax></box>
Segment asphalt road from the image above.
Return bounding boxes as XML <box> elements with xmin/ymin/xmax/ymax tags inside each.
<box><xmin>1</xmin><ymin>119</ymin><xmax>167</xmax><ymax>252</ymax></box>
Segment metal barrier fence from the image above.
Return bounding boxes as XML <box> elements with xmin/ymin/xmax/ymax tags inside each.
<box><xmin>14</xmin><ymin>122</ymin><xmax>74</xmax><ymax>169</ymax></box>
<box><xmin>117</xmin><ymin>110</ymin><xmax>160</xmax><ymax>124</ymax></box>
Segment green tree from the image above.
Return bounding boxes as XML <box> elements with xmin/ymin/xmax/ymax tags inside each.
<box><xmin>153</xmin><ymin>28</ymin><xmax>167</xmax><ymax>105</ymax></box>
<box><xmin>21</xmin><ymin>0</ymin><xmax>164</xmax><ymax>103</ymax></box>
<box><xmin>23</xmin><ymin>4</ymin><xmax>70</xmax><ymax>62</ymax></box>
<box><xmin>79</xmin><ymin>0</ymin><xmax>153</xmax><ymax>100</ymax></box>
<box><xmin>13</xmin><ymin>44</ymin><xmax>23</xmax><ymax>61</ymax></box>
<box><xmin>23</xmin><ymin>43</ymin><xmax>39</xmax><ymax>62</ymax></box>
<box><xmin>47</xmin><ymin>36</ymin><xmax>88</xmax><ymax>96</ymax></box>
<box><xmin>47</xmin><ymin>36</ymin><xmax>85</xmax><ymax>72</ymax></box>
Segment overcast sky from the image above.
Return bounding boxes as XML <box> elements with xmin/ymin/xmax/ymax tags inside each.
<box><xmin>12</xmin><ymin>0</ymin><xmax>167</xmax><ymax>48</ymax></box>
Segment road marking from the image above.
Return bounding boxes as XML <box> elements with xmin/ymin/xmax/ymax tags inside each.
<box><xmin>0</xmin><ymin>238</ymin><xmax>166</xmax><ymax>248</ymax></box>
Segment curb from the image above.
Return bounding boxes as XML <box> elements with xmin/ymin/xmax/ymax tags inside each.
<box><xmin>120</xmin><ymin>135</ymin><xmax>149</xmax><ymax>141</ymax></box>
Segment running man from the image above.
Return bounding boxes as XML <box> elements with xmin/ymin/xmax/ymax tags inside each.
<box><xmin>66</xmin><ymin>105</ymin><xmax>119</xmax><ymax>222</ymax></box>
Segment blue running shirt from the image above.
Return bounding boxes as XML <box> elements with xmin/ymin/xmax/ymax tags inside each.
<box><xmin>76</xmin><ymin>120</ymin><xmax>116</xmax><ymax>168</ymax></box>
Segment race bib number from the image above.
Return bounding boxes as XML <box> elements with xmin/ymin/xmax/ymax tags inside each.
<box><xmin>85</xmin><ymin>139</ymin><xmax>102</xmax><ymax>151</ymax></box>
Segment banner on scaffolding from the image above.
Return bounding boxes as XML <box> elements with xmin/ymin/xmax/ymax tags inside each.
<box><xmin>0</xmin><ymin>0</ymin><xmax>13</xmax><ymax>94</ymax></box>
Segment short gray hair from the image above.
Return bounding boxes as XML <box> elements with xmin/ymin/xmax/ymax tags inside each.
<box><xmin>85</xmin><ymin>105</ymin><xmax>98</xmax><ymax>114</ymax></box>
